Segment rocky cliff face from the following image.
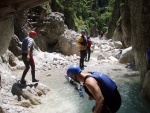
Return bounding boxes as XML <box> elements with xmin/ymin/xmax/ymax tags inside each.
<box><xmin>108</xmin><ymin>0</ymin><xmax>150</xmax><ymax>101</ymax></box>
<box><xmin>131</xmin><ymin>0</ymin><xmax>150</xmax><ymax>101</ymax></box>
<box><xmin>107</xmin><ymin>0</ymin><xmax>131</xmax><ymax>48</ymax></box>
<box><xmin>107</xmin><ymin>0</ymin><xmax>120</xmax><ymax>39</ymax></box>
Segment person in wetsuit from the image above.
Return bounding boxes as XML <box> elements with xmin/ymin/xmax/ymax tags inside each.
<box><xmin>99</xmin><ymin>31</ymin><xmax>104</xmax><ymax>40</ymax></box>
<box><xmin>85</xmin><ymin>36</ymin><xmax>92</xmax><ymax>61</ymax></box>
<box><xmin>20</xmin><ymin>30</ymin><xmax>39</xmax><ymax>84</ymax></box>
<box><xmin>76</xmin><ymin>30</ymin><xmax>87</xmax><ymax>69</ymax></box>
<box><xmin>66</xmin><ymin>65</ymin><xmax>121</xmax><ymax>113</ymax></box>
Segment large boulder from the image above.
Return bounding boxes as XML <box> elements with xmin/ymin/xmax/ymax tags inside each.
<box><xmin>119</xmin><ymin>47</ymin><xmax>134</xmax><ymax>63</ymax></box>
<box><xmin>34</xmin><ymin>34</ymin><xmax>49</xmax><ymax>52</ymax></box>
<box><xmin>58</xmin><ymin>29</ymin><xmax>80</xmax><ymax>56</ymax></box>
<box><xmin>35</xmin><ymin>12</ymin><xmax>65</xmax><ymax>52</ymax></box>
<box><xmin>1</xmin><ymin>50</ymin><xmax>18</xmax><ymax>67</ymax></box>
<box><xmin>45</xmin><ymin>12</ymin><xmax>64</xmax><ymax>45</ymax></box>
<box><xmin>9</xmin><ymin>35</ymin><xmax>22</xmax><ymax>57</ymax></box>
<box><xmin>113</xmin><ymin>41</ymin><xmax>123</xmax><ymax>49</ymax></box>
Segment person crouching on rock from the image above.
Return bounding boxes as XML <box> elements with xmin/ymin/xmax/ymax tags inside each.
<box><xmin>67</xmin><ymin>65</ymin><xmax>121</xmax><ymax>113</ymax></box>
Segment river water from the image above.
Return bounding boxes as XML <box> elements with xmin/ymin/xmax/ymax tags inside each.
<box><xmin>31</xmin><ymin>50</ymin><xmax>150</xmax><ymax>113</ymax></box>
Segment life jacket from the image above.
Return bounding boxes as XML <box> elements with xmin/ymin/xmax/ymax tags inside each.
<box><xmin>84</xmin><ymin>72</ymin><xmax>117</xmax><ymax>101</ymax></box>
<box><xmin>22</xmin><ymin>37</ymin><xmax>29</xmax><ymax>53</ymax></box>
<box><xmin>80</xmin><ymin>35</ymin><xmax>87</xmax><ymax>46</ymax></box>
<box><xmin>87</xmin><ymin>39</ymin><xmax>92</xmax><ymax>47</ymax></box>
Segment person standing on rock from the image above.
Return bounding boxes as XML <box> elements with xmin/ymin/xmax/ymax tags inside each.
<box><xmin>85</xmin><ymin>36</ymin><xmax>92</xmax><ymax>61</ymax></box>
<box><xmin>99</xmin><ymin>31</ymin><xmax>104</xmax><ymax>40</ymax></box>
<box><xmin>67</xmin><ymin>65</ymin><xmax>121</xmax><ymax>113</ymax></box>
<box><xmin>20</xmin><ymin>30</ymin><xmax>39</xmax><ymax>84</ymax></box>
<box><xmin>76</xmin><ymin>30</ymin><xmax>87</xmax><ymax>69</ymax></box>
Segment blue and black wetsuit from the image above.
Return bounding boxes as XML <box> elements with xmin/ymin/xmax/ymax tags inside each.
<box><xmin>84</xmin><ymin>72</ymin><xmax>121</xmax><ymax>113</ymax></box>
<box><xmin>21</xmin><ymin>37</ymin><xmax>36</xmax><ymax>83</ymax></box>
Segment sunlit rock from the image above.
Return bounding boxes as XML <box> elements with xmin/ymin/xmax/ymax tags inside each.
<box><xmin>119</xmin><ymin>47</ymin><xmax>134</xmax><ymax>63</ymax></box>
<box><xmin>113</xmin><ymin>41</ymin><xmax>122</xmax><ymax>49</ymax></box>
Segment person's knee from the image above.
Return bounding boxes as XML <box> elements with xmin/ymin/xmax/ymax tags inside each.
<box><xmin>25</xmin><ymin>66</ymin><xmax>30</xmax><ymax>70</ymax></box>
<box><xmin>31</xmin><ymin>64</ymin><xmax>35</xmax><ymax>69</ymax></box>
<box><xmin>31</xmin><ymin>68</ymin><xmax>35</xmax><ymax>72</ymax></box>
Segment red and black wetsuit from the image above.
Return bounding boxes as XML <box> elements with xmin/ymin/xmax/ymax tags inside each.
<box><xmin>21</xmin><ymin>37</ymin><xmax>36</xmax><ymax>83</ymax></box>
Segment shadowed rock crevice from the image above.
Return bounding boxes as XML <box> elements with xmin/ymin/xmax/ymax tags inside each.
<box><xmin>11</xmin><ymin>80</ymin><xmax>50</xmax><ymax>105</ymax></box>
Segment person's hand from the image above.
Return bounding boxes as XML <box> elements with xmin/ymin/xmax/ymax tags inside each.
<box><xmin>26</xmin><ymin>55</ymin><xmax>30</xmax><ymax>61</ymax></box>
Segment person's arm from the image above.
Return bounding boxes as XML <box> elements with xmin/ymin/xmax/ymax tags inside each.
<box><xmin>26</xmin><ymin>39</ymin><xmax>33</xmax><ymax>61</ymax></box>
<box><xmin>85</xmin><ymin>77</ymin><xmax>104</xmax><ymax>113</ymax></box>
<box><xmin>76</xmin><ymin>37</ymin><xmax>83</xmax><ymax>47</ymax></box>
<box><xmin>27</xmin><ymin>47</ymin><xmax>31</xmax><ymax>61</ymax></box>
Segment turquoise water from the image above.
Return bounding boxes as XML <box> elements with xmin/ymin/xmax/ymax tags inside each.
<box><xmin>32</xmin><ymin>50</ymin><xmax>150</xmax><ymax>113</ymax></box>
<box><xmin>33</xmin><ymin>71</ymin><xmax>95</xmax><ymax>113</ymax></box>
<box><xmin>32</xmin><ymin>68</ymin><xmax>150</xmax><ymax>113</ymax></box>
<box><xmin>117</xmin><ymin>78</ymin><xmax>150</xmax><ymax>113</ymax></box>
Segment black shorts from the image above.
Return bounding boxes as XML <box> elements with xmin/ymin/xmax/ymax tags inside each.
<box><xmin>92</xmin><ymin>89</ymin><xmax>121</xmax><ymax>113</ymax></box>
<box><xmin>104</xmin><ymin>89</ymin><xmax>121</xmax><ymax>113</ymax></box>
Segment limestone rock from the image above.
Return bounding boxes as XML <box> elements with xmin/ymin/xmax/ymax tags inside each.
<box><xmin>113</xmin><ymin>41</ymin><xmax>122</xmax><ymax>49</ymax></box>
<box><xmin>119</xmin><ymin>47</ymin><xmax>134</xmax><ymax>63</ymax></box>
<box><xmin>58</xmin><ymin>29</ymin><xmax>80</xmax><ymax>55</ymax></box>
<box><xmin>0</xmin><ymin>18</ymin><xmax>14</xmax><ymax>56</ymax></box>
<box><xmin>18</xmin><ymin>100</ymin><xmax>32</xmax><ymax>108</ymax></box>
<box><xmin>11</xmin><ymin>81</ymin><xmax>50</xmax><ymax>105</ymax></box>
<box><xmin>9</xmin><ymin>35</ymin><xmax>22</xmax><ymax>57</ymax></box>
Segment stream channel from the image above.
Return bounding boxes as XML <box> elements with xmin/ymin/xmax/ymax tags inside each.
<box><xmin>24</xmin><ymin>50</ymin><xmax>150</xmax><ymax>113</ymax></box>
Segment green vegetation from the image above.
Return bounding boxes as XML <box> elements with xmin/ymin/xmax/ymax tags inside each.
<box><xmin>50</xmin><ymin>0</ymin><xmax>115</xmax><ymax>35</ymax></box>
<box><xmin>42</xmin><ymin>2</ymin><xmax>52</xmax><ymax>14</ymax></box>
